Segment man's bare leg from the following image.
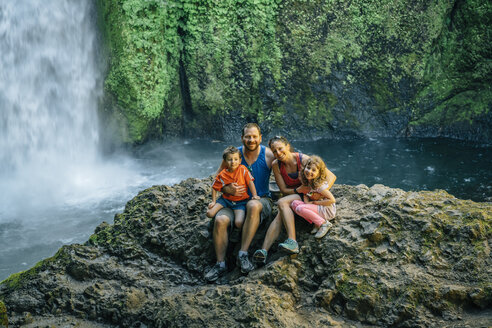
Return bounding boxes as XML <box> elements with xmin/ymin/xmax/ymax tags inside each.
<box><xmin>240</xmin><ymin>199</ymin><xmax>263</xmax><ymax>252</ymax></box>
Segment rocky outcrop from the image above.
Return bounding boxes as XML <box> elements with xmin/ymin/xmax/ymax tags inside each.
<box><xmin>1</xmin><ymin>178</ymin><xmax>491</xmax><ymax>327</ymax></box>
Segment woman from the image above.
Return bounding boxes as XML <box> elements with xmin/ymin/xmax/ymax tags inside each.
<box><xmin>252</xmin><ymin>136</ymin><xmax>336</xmax><ymax>264</ymax></box>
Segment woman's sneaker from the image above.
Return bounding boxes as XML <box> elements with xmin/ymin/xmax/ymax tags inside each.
<box><xmin>278</xmin><ymin>238</ymin><xmax>299</xmax><ymax>254</ymax></box>
<box><xmin>253</xmin><ymin>249</ymin><xmax>267</xmax><ymax>265</ymax></box>
<box><xmin>315</xmin><ymin>221</ymin><xmax>333</xmax><ymax>239</ymax></box>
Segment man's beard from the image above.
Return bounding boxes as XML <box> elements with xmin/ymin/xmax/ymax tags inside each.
<box><xmin>243</xmin><ymin>142</ymin><xmax>259</xmax><ymax>152</ymax></box>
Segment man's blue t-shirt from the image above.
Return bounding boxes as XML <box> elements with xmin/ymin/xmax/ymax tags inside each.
<box><xmin>238</xmin><ymin>145</ymin><xmax>271</xmax><ymax>198</ymax></box>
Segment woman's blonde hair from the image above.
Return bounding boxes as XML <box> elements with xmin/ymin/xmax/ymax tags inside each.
<box><xmin>300</xmin><ymin>155</ymin><xmax>328</xmax><ymax>189</ymax></box>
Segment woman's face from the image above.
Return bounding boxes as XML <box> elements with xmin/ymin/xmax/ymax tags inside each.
<box><xmin>271</xmin><ymin>141</ymin><xmax>290</xmax><ymax>162</ymax></box>
<box><xmin>303</xmin><ymin>163</ymin><xmax>320</xmax><ymax>180</ymax></box>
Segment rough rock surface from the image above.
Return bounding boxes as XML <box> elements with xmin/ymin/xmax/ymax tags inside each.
<box><xmin>0</xmin><ymin>178</ymin><xmax>491</xmax><ymax>327</ymax></box>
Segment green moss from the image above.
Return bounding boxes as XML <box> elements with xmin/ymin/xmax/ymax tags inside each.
<box><xmin>97</xmin><ymin>0</ymin><xmax>182</xmax><ymax>143</ymax></box>
<box><xmin>411</xmin><ymin>0</ymin><xmax>492</xmax><ymax>127</ymax></box>
<box><xmin>0</xmin><ymin>247</ymin><xmax>70</xmax><ymax>290</ymax></box>
<box><xmin>98</xmin><ymin>0</ymin><xmax>490</xmax><ymax>142</ymax></box>
<box><xmin>0</xmin><ymin>300</ymin><xmax>7</xmax><ymax>328</ymax></box>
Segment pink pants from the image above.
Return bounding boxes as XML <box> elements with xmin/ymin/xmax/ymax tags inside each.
<box><xmin>290</xmin><ymin>200</ymin><xmax>326</xmax><ymax>226</ymax></box>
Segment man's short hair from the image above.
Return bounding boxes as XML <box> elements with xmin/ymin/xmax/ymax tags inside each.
<box><xmin>242</xmin><ymin>123</ymin><xmax>261</xmax><ymax>137</ymax></box>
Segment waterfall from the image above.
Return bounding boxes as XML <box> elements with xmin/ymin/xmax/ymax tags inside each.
<box><xmin>0</xmin><ymin>0</ymin><xmax>103</xmax><ymax>213</ymax></box>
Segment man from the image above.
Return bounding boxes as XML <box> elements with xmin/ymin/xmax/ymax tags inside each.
<box><xmin>205</xmin><ymin>123</ymin><xmax>275</xmax><ymax>282</ymax></box>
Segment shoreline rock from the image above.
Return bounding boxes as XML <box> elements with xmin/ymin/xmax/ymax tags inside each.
<box><xmin>0</xmin><ymin>178</ymin><xmax>491</xmax><ymax>327</ymax></box>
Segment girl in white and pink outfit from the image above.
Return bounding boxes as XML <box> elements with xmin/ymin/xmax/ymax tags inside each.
<box><xmin>291</xmin><ymin>155</ymin><xmax>336</xmax><ymax>239</ymax></box>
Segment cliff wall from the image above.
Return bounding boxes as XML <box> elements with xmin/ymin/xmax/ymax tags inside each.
<box><xmin>96</xmin><ymin>0</ymin><xmax>491</xmax><ymax>144</ymax></box>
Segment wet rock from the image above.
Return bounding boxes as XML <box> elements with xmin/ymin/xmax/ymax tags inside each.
<box><xmin>0</xmin><ymin>178</ymin><xmax>491</xmax><ymax>327</ymax></box>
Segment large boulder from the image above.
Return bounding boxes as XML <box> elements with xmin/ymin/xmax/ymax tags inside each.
<box><xmin>0</xmin><ymin>178</ymin><xmax>491</xmax><ymax>327</ymax></box>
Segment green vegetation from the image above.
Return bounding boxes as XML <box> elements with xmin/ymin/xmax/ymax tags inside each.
<box><xmin>98</xmin><ymin>0</ymin><xmax>491</xmax><ymax>144</ymax></box>
<box><xmin>412</xmin><ymin>0</ymin><xmax>492</xmax><ymax>126</ymax></box>
<box><xmin>0</xmin><ymin>300</ymin><xmax>7</xmax><ymax>328</ymax></box>
<box><xmin>0</xmin><ymin>247</ymin><xmax>70</xmax><ymax>290</ymax></box>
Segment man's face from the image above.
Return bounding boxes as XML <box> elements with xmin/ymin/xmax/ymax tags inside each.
<box><xmin>241</xmin><ymin>127</ymin><xmax>261</xmax><ymax>152</ymax></box>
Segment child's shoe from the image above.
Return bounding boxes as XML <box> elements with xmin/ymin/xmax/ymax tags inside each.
<box><xmin>278</xmin><ymin>238</ymin><xmax>299</xmax><ymax>254</ymax></box>
<box><xmin>315</xmin><ymin>221</ymin><xmax>333</xmax><ymax>239</ymax></box>
<box><xmin>310</xmin><ymin>225</ymin><xmax>319</xmax><ymax>234</ymax></box>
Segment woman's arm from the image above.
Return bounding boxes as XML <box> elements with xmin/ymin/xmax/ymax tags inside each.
<box><xmin>272</xmin><ymin>159</ymin><xmax>295</xmax><ymax>194</ymax></box>
<box><xmin>325</xmin><ymin>168</ymin><xmax>337</xmax><ymax>190</ymax></box>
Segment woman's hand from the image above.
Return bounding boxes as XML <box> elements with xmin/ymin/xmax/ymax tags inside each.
<box><xmin>252</xmin><ymin>195</ymin><xmax>260</xmax><ymax>200</ymax></box>
<box><xmin>208</xmin><ymin>201</ymin><xmax>216</xmax><ymax>209</ymax></box>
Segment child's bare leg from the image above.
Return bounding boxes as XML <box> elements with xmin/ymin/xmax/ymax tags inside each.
<box><xmin>207</xmin><ymin>203</ymin><xmax>224</xmax><ymax>218</ymax></box>
<box><xmin>233</xmin><ymin>209</ymin><xmax>245</xmax><ymax>229</ymax></box>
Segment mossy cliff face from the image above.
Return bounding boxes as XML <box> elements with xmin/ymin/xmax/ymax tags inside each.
<box><xmin>98</xmin><ymin>0</ymin><xmax>491</xmax><ymax>144</ymax></box>
<box><xmin>1</xmin><ymin>178</ymin><xmax>491</xmax><ymax>327</ymax></box>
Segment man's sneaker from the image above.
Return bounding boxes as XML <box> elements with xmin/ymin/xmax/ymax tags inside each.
<box><xmin>253</xmin><ymin>249</ymin><xmax>267</xmax><ymax>266</ymax></box>
<box><xmin>237</xmin><ymin>253</ymin><xmax>255</xmax><ymax>273</ymax></box>
<box><xmin>229</xmin><ymin>227</ymin><xmax>241</xmax><ymax>243</ymax></box>
<box><xmin>315</xmin><ymin>221</ymin><xmax>333</xmax><ymax>239</ymax></box>
<box><xmin>278</xmin><ymin>238</ymin><xmax>299</xmax><ymax>254</ymax></box>
<box><xmin>204</xmin><ymin>263</ymin><xmax>227</xmax><ymax>282</ymax></box>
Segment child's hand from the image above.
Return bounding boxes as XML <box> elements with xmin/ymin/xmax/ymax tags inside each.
<box><xmin>208</xmin><ymin>201</ymin><xmax>216</xmax><ymax>208</ymax></box>
<box><xmin>296</xmin><ymin>185</ymin><xmax>310</xmax><ymax>194</ymax></box>
<box><xmin>252</xmin><ymin>195</ymin><xmax>260</xmax><ymax>200</ymax></box>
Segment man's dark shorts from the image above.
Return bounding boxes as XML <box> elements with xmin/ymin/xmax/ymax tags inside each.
<box><xmin>215</xmin><ymin>197</ymin><xmax>273</xmax><ymax>229</ymax></box>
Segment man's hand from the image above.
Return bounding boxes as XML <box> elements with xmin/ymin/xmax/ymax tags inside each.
<box><xmin>223</xmin><ymin>183</ymin><xmax>247</xmax><ymax>197</ymax></box>
<box><xmin>252</xmin><ymin>195</ymin><xmax>260</xmax><ymax>200</ymax></box>
<box><xmin>208</xmin><ymin>201</ymin><xmax>216</xmax><ymax>209</ymax></box>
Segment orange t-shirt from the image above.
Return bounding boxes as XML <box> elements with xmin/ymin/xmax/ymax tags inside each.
<box><xmin>212</xmin><ymin>164</ymin><xmax>254</xmax><ymax>202</ymax></box>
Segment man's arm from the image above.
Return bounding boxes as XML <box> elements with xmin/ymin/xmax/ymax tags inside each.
<box><xmin>215</xmin><ymin>160</ymin><xmax>227</xmax><ymax>176</ymax></box>
<box><xmin>265</xmin><ymin>146</ymin><xmax>275</xmax><ymax>169</ymax></box>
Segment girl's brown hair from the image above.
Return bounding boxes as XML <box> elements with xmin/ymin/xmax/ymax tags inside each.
<box><xmin>300</xmin><ymin>155</ymin><xmax>328</xmax><ymax>189</ymax></box>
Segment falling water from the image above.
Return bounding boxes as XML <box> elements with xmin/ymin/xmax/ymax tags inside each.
<box><xmin>0</xmin><ymin>0</ymin><xmax>102</xmax><ymax>211</ymax></box>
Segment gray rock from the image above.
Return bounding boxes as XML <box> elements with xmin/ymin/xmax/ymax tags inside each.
<box><xmin>0</xmin><ymin>178</ymin><xmax>491</xmax><ymax>327</ymax></box>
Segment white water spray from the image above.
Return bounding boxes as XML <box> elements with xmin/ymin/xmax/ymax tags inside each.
<box><xmin>0</xmin><ymin>0</ymin><xmax>127</xmax><ymax>215</ymax></box>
